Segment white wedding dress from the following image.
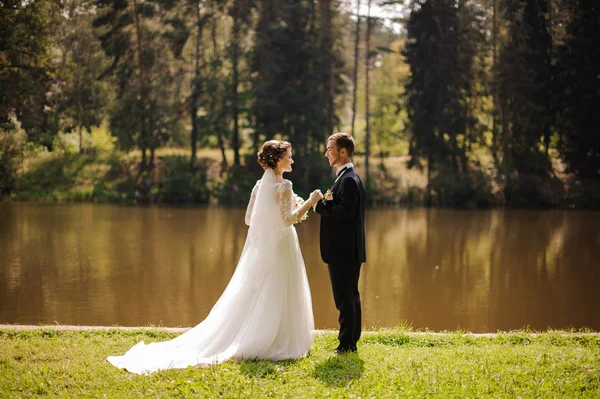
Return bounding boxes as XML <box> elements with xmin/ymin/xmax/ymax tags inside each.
<box><xmin>107</xmin><ymin>169</ymin><xmax>314</xmax><ymax>374</ymax></box>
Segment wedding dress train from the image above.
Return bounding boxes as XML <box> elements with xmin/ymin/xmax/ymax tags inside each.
<box><xmin>107</xmin><ymin>169</ymin><xmax>314</xmax><ymax>374</ymax></box>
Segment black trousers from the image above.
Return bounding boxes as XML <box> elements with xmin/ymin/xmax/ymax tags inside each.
<box><xmin>328</xmin><ymin>262</ymin><xmax>362</xmax><ymax>350</ymax></box>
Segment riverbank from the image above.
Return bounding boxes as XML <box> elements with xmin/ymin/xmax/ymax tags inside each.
<box><xmin>1</xmin><ymin>326</ymin><xmax>598</xmax><ymax>398</ymax></box>
<box><xmin>3</xmin><ymin>140</ymin><xmax>599</xmax><ymax>208</ymax></box>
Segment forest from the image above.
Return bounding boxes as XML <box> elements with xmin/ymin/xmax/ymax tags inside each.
<box><xmin>1</xmin><ymin>0</ymin><xmax>598</xmax><ymax>207</ymax></box>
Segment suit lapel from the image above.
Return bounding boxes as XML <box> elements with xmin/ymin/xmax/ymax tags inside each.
<box><xmin>331</xmin><ymin>167</ymin><xmax>353</xmax><ymax>191</ymax></box>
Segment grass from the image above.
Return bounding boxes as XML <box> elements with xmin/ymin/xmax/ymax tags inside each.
<box><xmin>4</xmin><ymin>136</ymin><xmax>600</xmax><ymax>207</ymax></box>
<box><xmin>8</xmin><ymin>146</ymin><xmax>429</xmax><ymax>206</ymax></box>
<box><xmin>1</xmin><ymin>327</ymin><xmax>599</xmax><ymax>398</ymax></box>
<box><xmin>11</xmin><ymin>149</ymin><xmax>218</xmax><ymax>204</ymax></box>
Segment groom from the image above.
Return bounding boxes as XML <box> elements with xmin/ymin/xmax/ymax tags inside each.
<box><xmin>314</xmin><ymin>133</ymin><xmax>366</xmax><ymax>354</ymax></box>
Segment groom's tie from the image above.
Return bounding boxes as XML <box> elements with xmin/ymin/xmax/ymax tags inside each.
<box><xmin>334</xmin><ymin>167</ymin><xmax>348</xmax><ymax>184</ymax></box>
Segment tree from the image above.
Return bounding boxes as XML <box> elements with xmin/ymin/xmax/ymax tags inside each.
<box><xmin>371</xmin><ymin>40</ymin><xmax>406</xmax><ymax>167</ymax></box>
<box><xmin>491</xmin><ymin>0</ymin><xmax>499</xmax><ymax>161</ymax></box>
<box><xmin>94</xmin><ymin>0</ymin><xmax>176</xmax><ymax>168</ymax></box>
<box><xmin>228</xmin><ymin>0</ymin><xmax>256</xmax><ymax>166</ymax></box>
<box><xmin>350</xmin><ymin>0</ymin><xmax>361</xmax><ymax>137</ymax></box>
<box><xmin>320</xmin><ymin>0</ymin><xmax>336</xmax><ymax>137</ymax></box>
<box><xmin>189</xmin><ymin>1</ymin><xmax>209</xmax><ymax>168</ymax></box>
<box><xmin>555</xmin><ymin>0</ymin><xmax>600</xmax><ymax>180</ymax></box>
<box><xmin>0</xmin><ymin>0</ymin><xmax>55</xmax><ymax>147</ymax></box>
<box><xmin>208</xmin><ymin>0</ymin><xmax>230</xmax><ymax>171</ymax></box>
<box><xmin>252</xmin><ymin>2</ymin><xmax>333</xmax><ymax>149</ymax></box>
<box><xmin>497</xmin><ymin>0</ymin><xmax>553</xmax><ymax>176</ymax></box>
<box><xmin>365</xmin><ymin>0</ymin><xmax>373</xmax><ymax>185</ymax></box>
<box><xmin>161</xmin><ymin>0</ymin><xmax>213</xmax><ymax>168</ymax></box>
<box><xmin>403</xmin><ymin>0</ymin><xmax>485</xmax><ymax>202</ymax></box>
<box><xmin>250</xmin><ymin>0</ymin><xmax>344</xmax><ymax>187</ymax></box>
<box><xmin>54</xmin><ymin>0</ymin><xmax>109</xmax><ymax>154</ymax></box>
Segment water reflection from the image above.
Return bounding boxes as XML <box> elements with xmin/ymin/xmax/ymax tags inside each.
<box><xmin>0</xmin><ymin>203</ymin><xmax>598</xmax><ymax>332</ymax></box>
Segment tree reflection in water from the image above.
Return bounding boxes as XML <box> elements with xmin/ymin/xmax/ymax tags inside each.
<box><xmin>0</xmin><ymin>203</ymin><xmax>598</xmax><ymax>332</ymax></box>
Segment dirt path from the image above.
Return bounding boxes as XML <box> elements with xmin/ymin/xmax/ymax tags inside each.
<box><xmin>0</xmin><ymin>324</ymin><xmax>190</xmax><ymax>333</ymax></box>
<box><xmin>1</xmin><ymin>324</ymin><xmax>597</xmax><ymax>337</ymax></box>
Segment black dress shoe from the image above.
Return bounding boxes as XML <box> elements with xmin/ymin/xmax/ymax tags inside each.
<box><xmin>334</xmin><ymin>346</ymin><xmax>357</xmax><ymax>354</ymax></box>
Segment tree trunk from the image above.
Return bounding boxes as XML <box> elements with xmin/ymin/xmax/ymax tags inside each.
<box><xmin>231</xmin><ymin>0</ymin><xmax>241</xmax><ymax>166</ymax></box>
<box><xmin>351</xmin><ymin>0</ymin><xmax>361</xmax><ymax>137</ymax></box>
<box><xmin>150</xmin><ymin>147</ymin><xmax>155</xmax><ymax>168</ymax></box>
<box><xmin>212</xmin><ymin>2</ymin><xmax>228</xmax><ymax>172</ymax></box>
<box><xmin>426</xmin><ymin>153</ymin><xmax>433</xmax><ymax>206</ymax></box>
<box><xmin>364</xmin><ymin>0</ymin><xmax>372</xmax><ymax>184</ymax></box>
<box><xmin>77</xmin><ymin>78</ymin><xmax>83</xmax><ymax>155</ymax></box>
<box><xmin>544</xmin><ymin>0</ymin><xmax>553</xmax><ymax>157</ymax></box>
<box><xmin>190</xmin><ymin>1</ymin><xmax>203</xmax><ymax>169</ymax></box>
<box><xmin>324</xmin><ymin>0</ymin><xmax>334</xmax><ymax>137</ymax></box>
<box><xmin>132</xmin><ymin>0</ymin><xmax>148</xmax><ymax>170</ymax></box>
<box><xmin>491</xmin><ymin>0</ymin><xmax>498</xmax><ymax>163</ymax></box>
<box><xmin>501</xmin><ymin>101</ymin><xmax>510</xmax><ymax>169</ymax></box>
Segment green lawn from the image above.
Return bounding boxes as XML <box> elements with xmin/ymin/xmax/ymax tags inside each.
<box><xmin>1</xmin><ymin>327</ymin><xmax>599</xmax><ymax>398</ymax></box>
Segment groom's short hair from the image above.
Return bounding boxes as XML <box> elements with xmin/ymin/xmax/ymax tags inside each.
<box><xmin>328</xmin><ymin>133</ymin><xmax>355</xmax><ymax>157</ymax></box>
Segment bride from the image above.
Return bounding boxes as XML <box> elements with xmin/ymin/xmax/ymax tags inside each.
<box><xmin>107</xmin><ymin>140</ymin><xmax>322</xmax><ymax>374</ymax></box>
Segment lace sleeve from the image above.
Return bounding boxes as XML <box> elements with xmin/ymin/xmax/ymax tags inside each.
<box><xmin>277</xmin><ymin>181</ymin><xmax>309</xmax><ymax>227</ymax></box>
<box><xmin>245</xmin><ymin>180</ymin><xmax>261</xmax><ymax>226</ymax></box>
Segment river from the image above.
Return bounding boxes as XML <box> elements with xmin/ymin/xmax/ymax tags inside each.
<box><xmin>1</xmin><ymin>202</ymin><xmax>598</xmax><ymax>332</ymax></box>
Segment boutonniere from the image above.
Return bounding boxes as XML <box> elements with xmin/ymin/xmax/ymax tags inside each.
<box><xmin>324</xmin><ymin>189</ymin><xmax>334</xmax><ymax>202</ymax></box>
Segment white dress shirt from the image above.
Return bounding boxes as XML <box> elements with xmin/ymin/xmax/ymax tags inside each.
<box><xmin>335</xmin><ymin>162</ymin><xmax>354</xmax><ymax>183</ymax></box>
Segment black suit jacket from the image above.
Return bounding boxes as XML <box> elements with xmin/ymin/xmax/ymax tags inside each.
<box><xmin>315</xmin><ymin>168</ymin><xmax>366</xmax><ymax>265</ymax></box>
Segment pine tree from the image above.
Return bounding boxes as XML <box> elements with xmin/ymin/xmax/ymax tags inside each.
<box><xmin>94</xmin><ymin>0</ymin><xmax>176</xmax><ymax>168</ymax></box>
<box><xmin>54</xmin><ymin>0</ymin><xmax>109</xmax><ymax>154</ymax></box>
<box><xmin>403</xmin><ymin>0</ymin><xmax>484</xmax><ymax>203</ymax></box>
<box><xmin>228</xmin><ymin>0</ymin><xmax>256</xmax><ymax>166</ymax></box>
<box><xmin>497</xmin><ymin>0</ymin><xmax>552</xmax><ymax>176</ymax></box>
<box><xmin>251</xmin><ymin>1</ymin><xmax>339</xmax><ymax>151</ymax></box>
<box><xmin>0</xmin><ymin>0</ymin><xmax>55</xmax><ymax>147</ymax></box>
<box><xmin>556</xmin><ymin>0</ymin><xmax>600</xmax><ymax>180</ymax></box>
<box><xmin>350</xmin><ymin>0</ymin><xmax>361</xmax><ymax>137</ymax></box>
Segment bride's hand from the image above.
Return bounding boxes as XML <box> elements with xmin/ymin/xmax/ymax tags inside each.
<box><xmin>309</xmin><ymin>190</ymin><xmax>323</xmax><ymax>204</ymax></box>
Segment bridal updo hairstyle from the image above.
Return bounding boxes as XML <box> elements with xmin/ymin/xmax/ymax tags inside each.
<box><xmin>328</xmin><ymin>132</ymin><xmax>355</xmax><ymax>157</ymax></box>
<box><xmin>257</xmin><ymin>140</ymin><xmax>292</xmax><ymax>170</ymax></box>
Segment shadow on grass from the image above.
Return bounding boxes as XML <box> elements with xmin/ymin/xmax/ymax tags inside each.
<box><xmin>313</xmin><ymin>353</ymin><xmax>364</xmax><ymax>387</ymax></box>
<box><xmin>238</xmin><ymin>358</ymin><xmax>298</xmax><ymax>379</ymax></box>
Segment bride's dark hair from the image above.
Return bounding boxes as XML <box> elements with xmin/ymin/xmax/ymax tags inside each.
<box><xmin>257</xmin><ymin>140</ymin><xmax>291</xmax><ymax>170</ymax></box>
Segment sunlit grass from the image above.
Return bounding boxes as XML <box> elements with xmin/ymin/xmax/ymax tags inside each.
<box><xmin>124</xmin><ymin>147</ymin><xmax>239</xmax><ymax>166</ymax></box>
<box><xmin>9</xmin><ymin>140</ymin><xmax>596</xmax><ymax>207</ymax></box>
<box><xmin>10</xmin><ymin>145</ymin><xmax>433</xmax><ymax>205</ymax></box>
<box><xmin>1</xmin><ymin>327</ymin><xmax>598</xmax><ymax>398</ymax></box>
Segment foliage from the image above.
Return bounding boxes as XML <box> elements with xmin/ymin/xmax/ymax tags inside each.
<box><xmin>563</xmin><ymin>179</ymin><xmax>600</xmax><ymax>210</ymax></box>
<box><xmin>216</xmin><ymin>163</ymin><xmax>261</xmax><ymax>205</ymax></box>
<box><xmin>0</xmin><ymin>0</ymin><xmax>56</xmax><ymax>148</ymax></box>
<box><xmin>0</xmin><ymin>118</ymin><xmax>28</xmax><ymax>195</ymax></box>
<box><xmin>503</xmin><ymin>172</ymin><xmax>565</xmax><ymax>208</ymax></box>
<box><xmin>154</xmin><ymin>156</ymin><xmax>211</xmax><ymax>203</ymax></box>
<box><xmin>12</xmin><ymin>150</ymin><xmax>214</xmax><ymax>204</ymax></box>
<box><xmin>51</xmin><ymin>0</ymin><xmax>111</xmax><ymax>154</ymax></box>
<box><xmin>93</xmin><ymin>0</ymin><xmax>180</xmax><ymax>167</ymax></box>
<box><xmin>492</xmin><ymin>0</ymin><xmax>560</xmax><ymax>206</ymax></box>
<box><xmin>2</xmin><ymin>0</ymin><xmax>599</xmax><ymax>208</ymax></box>
<box><xmin>370</xmin><ymin>40</ymin><xmax>407</xmax><ymax>161</ymax></box>
<box><xmin>1</xmin><ymin>328</ymin><xmax>599</xmax><ymax>398</ymax></box>
<box><xmin>497</xmin><ymin>0</ymin><xmax>553</xmax><ymax>176</ymax></box>
<box><xmin>89</xmin><ymin>121</ymin><xmax>118</xmax><ymax>153</ymax></box>
<box><xmin>429</xmin><ymin>169</ymin><xmax>495</xmax><ymax>208</ymax></box>
<box><xmin>251</xmin><ymin>0</ymin><xmax>343</xmax><ymax>173</ymax></box>
<box><xmin>555</xmin><ymin>0</ymin><xmax>600</xmax><ymax>180</ymax></box>
<box><xmin>403</xmin><ymin>0</ymin><xmax>486</xmax><ymax>199</ymax></box>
